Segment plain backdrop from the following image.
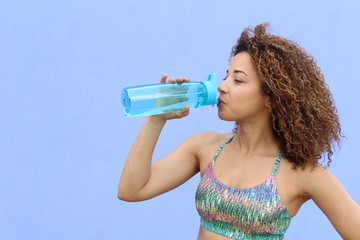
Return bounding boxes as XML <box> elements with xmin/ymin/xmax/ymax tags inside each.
<box><xmin>1</xmin><ymin>0</ymin><xmax>359</xmax><ymax>239</ymax></box>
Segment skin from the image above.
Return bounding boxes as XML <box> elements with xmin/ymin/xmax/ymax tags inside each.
<box><xmin>118</xmin><ymin>52</ymin><xmax>360</xmax><ymax>239</ymax></box>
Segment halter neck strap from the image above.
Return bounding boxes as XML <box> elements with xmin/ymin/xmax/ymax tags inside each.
<box><xmin>213</xmin><ymin>135</ymin><xmax>235</xmax><ymax>161</ymax></box>
<box><xmin>271</xmin><ymin>150</ymin><xmax>283</xmax><ymax>177</ymax></box>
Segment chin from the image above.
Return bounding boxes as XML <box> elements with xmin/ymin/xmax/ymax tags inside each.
<box><xmin>217</xmin><ymin>112</ymin><xmax>235</xmax><ymax>122</ymax></box>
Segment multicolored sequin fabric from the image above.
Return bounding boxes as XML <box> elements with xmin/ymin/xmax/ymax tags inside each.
<box><xmin>195</xmin><ymin>135</ymin><xmax>291</xmax><ymax>240</ymax></box>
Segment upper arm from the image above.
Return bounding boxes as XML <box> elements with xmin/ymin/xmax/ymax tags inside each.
<box><xmin>303</xmin><ymin>167</ymin><xmax>360</xmax><ymax>239</ymax></box>
<box><xmin>136</xmin><ymin>131</ymin><xmax>218</xmax><ymax>201</ymax></box>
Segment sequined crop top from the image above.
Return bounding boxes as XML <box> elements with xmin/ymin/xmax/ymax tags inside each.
<box><xmin>195</xmin><ymin>135</ymin><xmax>291</xmax><ymax>240</ymax></box>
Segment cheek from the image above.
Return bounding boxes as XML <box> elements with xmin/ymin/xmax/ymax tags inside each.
<box><xmin>236</xmin><ymin>90</ymin><xmax>267</xmax><ymax>111</ymax></box>
<box><xmin>235</xmin><ymin>87</ymin><xmax>264</xmax><ymax>102</ymax></box>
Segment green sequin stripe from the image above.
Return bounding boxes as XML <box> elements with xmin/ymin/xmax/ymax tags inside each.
<box><xmin>200</xmin><ymin>218</ymin><xmax>285</xmax><ymax>240</ymax></box>
<box><xmin>213</xmin><ymin>135</ymin><xmax>235</xmax><ymax>161</ymax></box>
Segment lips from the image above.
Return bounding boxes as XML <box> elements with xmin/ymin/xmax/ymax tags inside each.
<box><xmin>217</xmin><ymin>98</ymin><xmax>225</xmax><ymax>107</ymax></box>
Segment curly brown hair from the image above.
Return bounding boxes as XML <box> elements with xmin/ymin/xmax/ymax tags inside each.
<box><xmin>231</xmin><ymin>23</ymin><xmax>343</xmax><ymax>169</ymax></box>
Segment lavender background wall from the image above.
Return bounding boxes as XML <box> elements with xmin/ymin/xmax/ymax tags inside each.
<box><xmin>1</xmin><ymin>0</ymin><xmax>359</xmax><ymax>239</ymax></box>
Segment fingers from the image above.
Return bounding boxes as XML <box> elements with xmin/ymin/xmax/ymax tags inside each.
<box><xmin>171</xmin><ymin>77</ymin><xmax>190</xmax><ymax>83</ymax></box>
<box><xmin>160</xmin><ymin>74</ymin><xmax>190</xmax><ymax>84</ymax></box>
<box><xmin>160</xmin><ymin>74</ymin><xmax>168</xmax><ymax>83</ymax></box>
<box><xmin>181</xmin><ymin>105</ymin><xmax>190</xmax><ymax>117</ymax></box>
<box><xmin>179</xmin><ymin>105</ymin><xmax>190</xmax><ymax>117</ymax></box>
<box><xmin>160</xmin><ymin>105</ymin><xmax>190</xmax><ymax>120</ymax></box>
<box><xmin>171</xmin><ymin>106</ymin><xmax>190</xmax><ymax>119</ymax></box>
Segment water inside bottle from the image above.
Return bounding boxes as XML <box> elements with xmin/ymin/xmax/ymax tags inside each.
<box><xmin>124</xmin><ymin>82</ymin><xmax>207</xmax><ymax>116</ymax></box>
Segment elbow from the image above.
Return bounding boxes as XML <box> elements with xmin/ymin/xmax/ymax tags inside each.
<box><xmin>117</xmin><ymin>189</ymin><xmax>141</xmax><ymax>202</ymax></box>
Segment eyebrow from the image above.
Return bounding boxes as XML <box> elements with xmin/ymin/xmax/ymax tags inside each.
<box><xmin>226</xmin><ymin>69</ymin><xmax>248</xmax><ymax>76</ymax></box>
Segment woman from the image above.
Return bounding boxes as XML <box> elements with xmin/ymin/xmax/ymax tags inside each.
<box><xmin>118</xmin><ymin>23</ymin><xmax>360</xmax><ymax>239</ymax></box>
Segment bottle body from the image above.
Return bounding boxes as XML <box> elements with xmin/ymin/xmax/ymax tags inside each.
<box><xmin>121</xmin><ymin>73</ymin><xmax>218</xmax><ymax>117</ymax></box>
<box><xmin>122</xmin><ymin>82</ymin><xmax>206</xmax><ymax>116</ymax></box>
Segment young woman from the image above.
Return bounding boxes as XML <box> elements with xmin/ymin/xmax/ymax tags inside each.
<box><xmin>118</xmin><ymin>23</ymin><xmax>360</xmax><ymax>240</ymax></box>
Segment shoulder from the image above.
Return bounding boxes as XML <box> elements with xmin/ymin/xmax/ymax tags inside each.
<box><xmin>171</xmin><ymin>131</ymin><xmax>232</xmax><ymax>160</ymax></box>
<box><xmin>185</xmin><ymin>131</ymin><xmax>233</xmax><ymax>147</ymax></box>
<box><xmin>291</xmin><ymin>163</ymin><xmax>342</xmax><ymax>198</ymax></box>
<box><xmin>278</xmin><ymin>160</ymin><xmax>351</xmax><ymax>199</ymax></box>
<box><xmin>277</xmin><ymin>159</ymin><xmax>331</xmax><ymax>198</ymax></box>
<box><xmin>185</xmin><ymin>131</ymin><xmax>234</xmax><ymax>171</ymax></box>
<box><xmin>294</xmin><ymin>165</ymin><xmax>360</xmax><ymax>238</ymax></box>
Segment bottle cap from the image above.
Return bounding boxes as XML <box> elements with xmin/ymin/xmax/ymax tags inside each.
<box><xmin>203</xmin><ymin>73</ymin><xmax>218</xmax><ymax>106</ymax></box>
<box><xmin>121</xmin><ymin>89</ymin><xmax>131</xmax><ymax>115</ymax></box>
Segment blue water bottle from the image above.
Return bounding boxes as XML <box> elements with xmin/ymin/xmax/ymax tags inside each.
<box><xmin>121</xmin><ymin>73</ymin><xmax>218</xmax><ymax>117</ymax></box>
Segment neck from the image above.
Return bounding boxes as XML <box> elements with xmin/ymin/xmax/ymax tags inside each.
<box><xmin>233</xmin><ymin>117</ymin><xmax>279</xmax><ymax>156</ymax></box>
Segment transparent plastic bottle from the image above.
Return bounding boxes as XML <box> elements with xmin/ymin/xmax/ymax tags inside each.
<box><xmin>121</xmin><ymin>73</ymin><xmax>218</xmax><ymax>117</ymax></box>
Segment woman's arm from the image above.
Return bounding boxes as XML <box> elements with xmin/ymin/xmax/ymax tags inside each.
<box><xmin>118</xmin><ymin>74</ymin><xmax>200</xmax><ymax>202</ymax></box>
<box><xmin>302</xmin><ymin>166</ymin><xmax>360</xmax><ymax>239</ymax></box>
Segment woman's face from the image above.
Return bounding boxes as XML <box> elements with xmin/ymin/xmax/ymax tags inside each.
<box><xmin>217</xmin><ymin>52</ymin><xmax>270</xmax><ymax>123</ymax></box>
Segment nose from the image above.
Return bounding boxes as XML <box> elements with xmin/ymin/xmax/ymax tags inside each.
<box><xmin>218</xmin><ymin>79</ymin><xmax>228</xmax><ymax>93</ymax></box>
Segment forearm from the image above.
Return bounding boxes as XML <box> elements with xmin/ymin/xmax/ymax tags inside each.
<box><xmin>118</xmin><ymin>116</ymin><xmax>166</xmax><ymax>201</ymax></box>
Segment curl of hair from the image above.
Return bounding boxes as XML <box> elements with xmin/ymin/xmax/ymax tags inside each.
<box><xmin>231</xmin><ymin>22</ymin><xmax>343</xmax><ymax>169</ymax></box>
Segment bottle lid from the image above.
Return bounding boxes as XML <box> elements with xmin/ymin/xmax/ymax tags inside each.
<box><xmin>203</xmin><ymin>73</ymin><xmax>218</xmax><ymax>106</ymax></box>
<box><xmin>121</xmin><ymin>89</ymin><xmax>131</xmax><ymax>115</ymax></box>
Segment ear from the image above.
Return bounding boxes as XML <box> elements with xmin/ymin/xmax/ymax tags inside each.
<box><xmin>264</xmin><ymin>95</ymin><xmax>271</xmax><ymax>108</ymax></box>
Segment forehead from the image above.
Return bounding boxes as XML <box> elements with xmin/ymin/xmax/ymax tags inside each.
<box><xmin>229</xmin><ymin>52</ymin><xmax>256</xmax><ymax>76</ymax></box>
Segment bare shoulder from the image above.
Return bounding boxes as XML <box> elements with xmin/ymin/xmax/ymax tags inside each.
<box><xmin>185</xmin><ymin>131</ymin><xmax>234</xmax><ymax>174</ymax></box>
<box><xmin>277</xmin><ymin>159</ymin><xmax>345</xmax><ymax>216</ymax></box>
<box><xmin>276</xmin><ymin>159</ymin><xmax>333</xmax><ymax>197</ymax></box>
<box><xmin>186</xmin><ymin>131</ymin><xmax>234</xmax><ymax>152</ymax></box>
<box><xmin>291</xmin><ymin>164</ymin><xmax>334</xmax><ymax>197</ymax></box>
<box><xmin>277</xmin><ymin>161</ymin><xmax>329</xmax><ymax>197</ymax></box>
<box><xmin>186</xmin><ymin>131</ymin><xmax>233</xmax><ymax>145</ymax></box>
<box><xmin>291</xmin><ymin>164</ymin><xmax>360</xmax><ymax>239</ymax></box>
<box><xmin>289</xmin><ymin>163</ymin><xmax>356</xmax><ymax>206</ymax></box>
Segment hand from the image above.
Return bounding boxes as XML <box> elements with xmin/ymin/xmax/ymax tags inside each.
<box><xmin>151</xmin><ymin>74</ymin><xmax>191</xmax><ymax>121</ymax></box>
